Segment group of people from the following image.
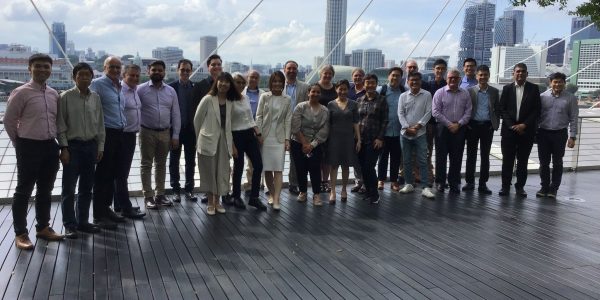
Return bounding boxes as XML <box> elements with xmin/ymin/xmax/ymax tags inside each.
<box><xmin>5</xmin><ymin>52</ymin><xmax>578</xmax><ymax>251</ymax></box>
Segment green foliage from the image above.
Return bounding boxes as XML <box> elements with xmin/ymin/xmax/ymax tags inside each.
<box><xmin>511</xmin><ymin>0</ymin><xmax>600</xmax><ymax>24</ymax></box>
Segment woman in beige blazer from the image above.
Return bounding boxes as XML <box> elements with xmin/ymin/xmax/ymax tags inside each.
<box><xmin>194</xmin><ymin>72</ymin><xmax>239</xmax><ymax>216</ymax></box>
<box><xmin>255</xmin><ymin>71</ymin><xmax>292</xmax><ymax>209</ymax></box>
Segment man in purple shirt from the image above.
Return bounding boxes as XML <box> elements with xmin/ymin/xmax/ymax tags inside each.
<box><xmin>137</xmin><ymin>60</ymin><xmax>181</xmax><ymax>209</ymax></box>
<box><xmin>432</xmin><ymin>68</ymin><xmax>472</xmax><ymax>194</ymax></box>
<box><xmin>4</xmin><ymin>53</ymin><xmax>64</xmax><ymax>250</ymax></box>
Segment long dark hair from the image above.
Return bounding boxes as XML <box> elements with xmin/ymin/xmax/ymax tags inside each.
<box><xmin>208</xmin><ymin>72</ymin><xmax>242</xmax><ymax>101</ymax></box>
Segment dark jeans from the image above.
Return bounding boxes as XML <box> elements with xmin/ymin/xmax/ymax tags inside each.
<box><xmin>12</xmin><ymin>138</ymin><xmax>59</xmax><ymax>235</ymax></box>
<box><xmin>465</xmin><ymin>121</ymin><xmax>494</xmax><ymax>185</ymax></box>
<box><xmin>94</xmin><ymin>128</ymin><xmax>123</xmax><ymax>219</ymax></box>
<box><xmin>377</xmin><ymin>136</ymin><xmax>401</xmax><ymax>182</ymax></box>
<box><xmin>435</xmin><ymin>124</ymin><xmax>466</xmax><ymax>189</ymax></box>
<box><xmin>290</xmin><ymin>140</ymin><xmax>322</xmax><ymax>194</ymax></box>
<box><xmin>501</xmin><ymin>131</ymin><xmax>534</xmax><ymax>189</ymax></box>
<box><xmin>169</xmin><ymin>125</ymin><xmax>196</xmax><ymax>194</ymax></box>
<box><xmin>537</xmin><ymin>128</ymin><xmax>568</xmax><ymax>190</ymax></box>
<box><xmin>232</xmin><ymin>128</ymin><xmax>263</xmax><ymax>198</ymax></box>
<box><xmin>359</xmin><ymin>142</ymin><xmax>382</xmax><ymax>197</ymax></box>
<box><xmin>114</xmin><ymin>131</ymin><xmax>136</xmax><ymax>211</ymax></box>
<box><xmin>61</xmin><ymin>140</ymin><xmax>97</xmax><ymax>228</ymax></box>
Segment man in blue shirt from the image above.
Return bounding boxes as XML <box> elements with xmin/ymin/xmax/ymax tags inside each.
<box><xmin>460</xmin><ymin>58</ymin><xmax>478</xmax><ymax>89</ymax></box>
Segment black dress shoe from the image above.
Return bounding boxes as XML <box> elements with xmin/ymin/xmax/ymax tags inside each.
<box><xmin>478</xmin><ymin>185</ymin><xmax>492</xmax><ymax>195</ymax></box>
<box><xmin>536</xmin><ymin>188</ymin><xmax>548</xmax><ymax>197</ymax></box>
<box><xmin>156</xmin><ymin>195</ymin><xmax>173</xmax><ymax>206</ymax></box>
<box><xmin>351</xmin><ymin>184</ymin><xmax>363</xmax><ymax>193</ymax></box>
<box><xmin>172</xmin><ymin>193</ymin><xmax>182</xmax><ymax>203</ymax></box>
<box><xmin>369</xmin><ymin>195</ymin><xmax>380</xmax><ymax>204</ymax></box>
<box><xmin>222</xmin><ymin>194</ymin><xmax>234</xmax><ymax>206</ymax></box>
<box><xmin>515</xmin><ymin>188</ymin><xmax>527</xmax><ymax>197</ymax></box>
<box><xmin>145</xmin><ymin>197</ymin><xmax>158</xmax><ymax>209</ymax></box>
<box><xmin>449</xmin><ymin>187</ymin><xmax>460</xmax><ymax>194</ymax></box>
<box><xmin>78</xmin><ymin>222</ymin><xmax>101</xmax><ymax>233</ymax></box>
<box><xmin>462</xmin><ymin>183</ymin><xmax>475</xmax><ymax>191</ymax></box>
<box><xmin>288</xmin><ymin>185</ymin><xmax>300</xmax><ymax>195</ymax></box>
<box><xmin>435</xmin><ymin>183</ymin><xmax>445</xmax><ymax>193</ymax></box>
<box><xmin>498</xmin><ymin>187</ymin><xmax>510</xmax><ymax>196</ymax></box>
<box><xmin>65</xmin><ymin>227</ymin><xmax>78</xmax><ymax>239</ymax></box>
<box><xmin>201</xmin><ymin>195</ymin><xmax>208</xmax><ymax>203</ymax></box>
<box><xmin>184</xmin><ymin>191</ymin><xmax>198</xmax><ymax>202</ymax></box>
<box><xmin>232</xmin><ymin>197</ymin><xmax>246</xmax><ymax>209</ymax></box>
<box><xmin>122</xmin><ymin>208</ymin><xmax>146</xmax><ymax>219</ymax></box>
<box><xmin>94</xmin><ymin>218</ymin><xmax>117</xmax><ymax>230</ymax></box>
<box><xmin>107</xmin><ymin>210</ymin><xmax>127</xmax><ymax>223</ymax></box>
<box><xmin>248</xmin><ymin>197</ymin><xmax>267</xmax><ymax>211</ymax></box>
<box><xmin>547</xmin><ymin>188</ymin><xmax>557</xmax><ymax>199</ymax></box>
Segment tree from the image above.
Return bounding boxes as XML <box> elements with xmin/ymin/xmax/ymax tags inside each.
<box><xmin>566</xmin><ymin>83</ymin><xmax>578</xmax><ymax>94</ymax></box>
<box><xmin>511</xmin><ymin>0</ymin><xmax>600</xmax><ymax>24</ymax></box>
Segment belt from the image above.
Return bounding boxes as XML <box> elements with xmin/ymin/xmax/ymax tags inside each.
<box><xmin>68</xmin><ymin>139</ymin><xmax>96</xmax><ymax>145</ymax></box>
<box><xmin>141</xmin><ymin>125</ymin><xmax>170</xmax><ymax>132</ymax></box>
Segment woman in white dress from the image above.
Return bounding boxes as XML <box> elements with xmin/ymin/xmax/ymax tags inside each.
<box><xmin>255</xmin><ymin>71</ymin><xmax>292</xmax><ymax>210</ymax></box>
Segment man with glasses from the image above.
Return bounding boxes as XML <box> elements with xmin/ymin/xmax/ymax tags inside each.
<box><xmin>432</xmin><ymin>69</ymin><xmax>472</xmax><ymax>194</ymax></box>
<box><xmin>169</xmin><ymin>59</ymin><xmax>198</xmax><ymax>203</ymax></box>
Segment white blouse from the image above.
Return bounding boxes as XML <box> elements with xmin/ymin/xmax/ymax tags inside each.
<box><xmin>231</xmin><ymin>96</ymin><xmax>257</xmax><ymax>131</ymax></box>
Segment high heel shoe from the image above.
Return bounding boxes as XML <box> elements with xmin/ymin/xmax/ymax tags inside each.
<box><xmin>313</xmin><ymin>194</ymin><xmax>323</xmax><ymax>207</ymax></box>
<box><xmin>329</xmin><ymin>192</ymin><xmax>336</xmax><ymax>204</ymax></box>
<box><xmin>340</xmin><ymin>190</ymin><xmax>348</xmax><ymax>202</ymax></box>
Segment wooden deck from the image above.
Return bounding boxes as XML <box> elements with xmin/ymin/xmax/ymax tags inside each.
<box><xmin>1</xmin><ymin>171</ymin><xmax>600</xmax><ymax>299</ymax></box>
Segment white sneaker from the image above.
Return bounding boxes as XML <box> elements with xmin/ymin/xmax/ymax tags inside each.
<box><xmin>422</xmin><ymin>187</ymin><xmax>435</xmax><ymax>199</ymax></box>
<box><xmin>400</xmin><ymin>184</ymin><xmax>414</xmax><ymax>193</ymax></box>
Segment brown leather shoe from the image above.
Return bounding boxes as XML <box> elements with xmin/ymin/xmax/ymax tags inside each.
<box><xmin>36</xmin><ymin>226</ymin><xmax>65</xmax><ymax>241</ymax></box>
<box><xmin>15</xmin><ymin>233</ymin><xmax>34</xmax><ymax>250</ymax></box>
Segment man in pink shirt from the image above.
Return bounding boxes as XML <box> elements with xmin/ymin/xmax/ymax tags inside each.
<box><xmin>4</xmin><ymin>53</ymin><xmax>65</xmax><ymax>250</ymax></box>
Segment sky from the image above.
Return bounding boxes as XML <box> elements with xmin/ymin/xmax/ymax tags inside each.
<box><xmin>0</xmin><ymin>0</ymin><xmax>586</xmax><ymax>68</ymax></box>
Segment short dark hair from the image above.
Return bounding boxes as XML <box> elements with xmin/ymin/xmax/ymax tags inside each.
<box><xmin>148</xmin><ymin>60</ymin><xmax>166</xmax><ymax>69</ymax></box>
<box><xmin>72</xmin><ymin>62</ymin><xmax>94</xmax><ymax>78</ymax></box>
<box><xmin>336</xmin><ymin>79</ymin><xmax>350</xmax><ymax>89</ymax></box>
<box><xmin>364</xmin><ymin>73</ymin><xmax>378</xmax><ymax>82</ymax></box>
<box><xmin>476</xmin><ymin>65</ymin><xmax>490</xmax><ymax>73</ymax></box>
<box><xmin>463</xmin><ymin>58</ymin><xmax>477</xmax><ymax>66</ymax></box>
<box><xmin>28</xmin><ymin>53</ymin><xmax>53</xmax><ymax>67</ymax></box>
<box><xmin>206</xmin><ymin>54</ymin><xmax>222</xmax><ymax>67</ymax></box>
<box><xmin>514</xmin><ymin>63</ymin><xmax>528</xmax><ymax>71</ymax></box>
<box><xmin>268</xmin><ymin>71</ymin><xmax>286</xmax><ymax>91</ymax></box>
<box><xmin>407</xmin><ymin>72</ymin><xmax>422</xmax><ymax>81</ymax></box>
<box><xmin>388</xmin><ymin>67</ymin><xmax>403</xmax><ymax>76</ymax></box>
<box><xmin>284</xmin><ymin>60</ymin><xmax>298</xmax><ymax>68</ymax></box>
<box><xmin>433</xmin><ymin>59</ymin><xmax>447</xmax><ymax>67</ymax></box>
<box><xmin>123</xmin><ymin>64</ymin><xmax>141</xmax><ymax>75</ymax></box>
<box><xmin>177</xmin><ymin>59</ymin><xmax>193</xmax><ymax>69</ymax></box>
<box><xmin>549</xmin><ymin>72</ymin><xmax>567</xmax><ymax>82</ymax></box>
<box><xmin>208</xmin><ymin>72</ymin><xmax>242</xmax><ymax>101</ymax></box>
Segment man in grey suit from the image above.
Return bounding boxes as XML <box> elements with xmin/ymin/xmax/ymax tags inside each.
<box><xmin>283</xmin><ymin>60</ymin><xmax>310</xmax><ymax>194</ymax></box>
<box><xmin>463</xmin><ymin>65</ymin><xmax>499</xmax><ymax>194</ymax></box>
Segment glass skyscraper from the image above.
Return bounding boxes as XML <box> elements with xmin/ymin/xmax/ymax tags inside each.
<box><xmin>494</xmin><ymin>8</ymin><xmax>524</xmax><ymax>46</ymax></box>
<box><xmin>324</xmin><ymin>0</ymin><xmax>347</xmax><ymax>66</ymax></box>
<box><xmin>458</xmin><ymin>0</ymin><xmax>495</xmax><ymax>67</ymax></box>
<box><xmin>49</xmin><ymin>22</ymin><xmax>66</xmax><ymax>59</ymax></box>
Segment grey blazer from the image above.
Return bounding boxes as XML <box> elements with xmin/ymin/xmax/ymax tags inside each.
<box><xmin>255</xmin><ymin>92</ymin><xmax>292</xmax><ymax>143</ymax></box>
<box><xmin>468</xmin><ymin>85</ymin><xmax>500</xmax><ymax>130</ymax></box>
<box><xmin>284</xmin><ymin>80</ymin><xmax>310</xmax><ymax>106</ymax></box>
<box><xmin>193</xmin><ymin>95</ymin><xmax>233</xmax><ymax>157</ymax></box>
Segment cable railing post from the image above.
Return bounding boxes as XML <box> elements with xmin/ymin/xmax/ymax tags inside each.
<box><xmin>572</xmin><ymin>116</ymin><xmax>583</xmax><ymax>172</ymax></box>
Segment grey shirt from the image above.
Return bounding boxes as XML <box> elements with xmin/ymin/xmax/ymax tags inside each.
<box><xmin>538</xmin><ymin>89</ymin><xmax>579</xmax><ymax>138</ymax></box>
<box><xmin>398</xmin><ymin>88</ymin><xmax>432</xmax><ymax>139</ymax></box>
<box><xmin>291</xmin><ymin>101</ymin><xmax>329</xmax><ymax>147</ymax></box>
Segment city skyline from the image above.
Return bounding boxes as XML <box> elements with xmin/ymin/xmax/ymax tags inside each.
<box><xmin>0</xmin><ymin>0</ymin><xmax>589</xmax><ymax>67</ymax></box>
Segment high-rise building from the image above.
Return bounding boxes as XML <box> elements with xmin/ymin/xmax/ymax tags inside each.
<box><xmin>494</xmin><ymin>8</ymin><xmax>524</xmax><ymax>46</ymax></box>
<box><xmin>66</xmin><ymin>40</ymin><xmax>75</xmax><ymax>56</ymax></box>
<box><xmin>546</xmin><ymin>38</ymin><xmax>565</xmax><ymax>66</ymax></box>
<box><xmin>199</xmin><ymin>36</ymin><xmax>218</xmax><ymax>71</ymax></box>
<box><xmin>458</xmin><ymin>0</ymin><xmax>495</xmax><ymax>67</ymax></box>
<box><xmin>570</xmin><ymin>39</ymin><xmax>600</xmax><ymax>93</ymax></box>
<box><xmin>324</xmin><ymin>0</ymin><xmax>347</xmax><ymax>65</ymax></box>
<box><xmin>351</xmin><ymin>49</ymin><xmax>363</xmax><ymax>68</ymax></box>
<box><xmin>361</xmin><ymin>49</ymin><xmax>384</xmax><ymax>73</ymax></box>
<box><xmin>569</xmin><ymin>17</ymin><xmax>600</xmax><ymax>49</ymax></box>
<box><xmin>49</xmin><ymin>22</ymin><xmax>66</xmax><ymax>58</ymax></box>
<box><xmin>151</xmin><ymin>46</ymin><xmax>184</xmax><ymax>67</ymax></box>
<box><xmin>489</xmin><ymin>44</ymin><xmax>547</xmax><ymax>83</ymax></box>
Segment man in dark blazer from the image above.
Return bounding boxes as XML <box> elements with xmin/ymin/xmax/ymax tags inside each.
<box><xmin>169</xmin><ymin>59</ymin><xmax>199</xmax><ymax>202</ymax></box>
<box><xmin>463</xmin><ymin>65</ymin><xmax>499</xmax><ymax>194</ymax></box>
<box><xmin>498</xmin><ymin>63</ymin><xmax>541</xmax><ymax>197</ymax></box>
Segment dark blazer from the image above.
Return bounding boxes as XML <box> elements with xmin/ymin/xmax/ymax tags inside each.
<box><xmin>499</xmin><ymin>81</ymin><xmax>541</xmax><ymax>137</ymax></box>
<box><xmin>468</xmin><ymin>85</ymin><xmax>500</xmax><ymax>130</ymax></box>
<box><xmin>191</xmin><ymin>77</ymin><xmax>213</xmax><ymax>105</ymax></box>
<box><xmin>169</xmin><ymin>80</ymin><xmax>199</xmax><ymax>129</ymax></box>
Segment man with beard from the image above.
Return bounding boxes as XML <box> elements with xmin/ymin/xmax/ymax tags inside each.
<box><xmin>137</xmin><ymin>60</ymin><xmax>180</xmax><ymax>209</ymax></box>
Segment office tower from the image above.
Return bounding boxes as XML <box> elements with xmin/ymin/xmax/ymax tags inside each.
<box><xmin>490</xmin><ymin>44</ymin><xmax>547</xmax><ymax>83</ymax></box>
<box><xmin>49</xmin><ymin>22</ymin><xmax>66</xmax><ymax>58</ymax></box>
<box><xmin>360</xmin><ymin>49</ymin><xmax>383</xmax><ymax>73</ymax></box>
<box><xmin>324</xmin><ymin>0</ymin><xmax>347</xmax><ymax>65</ymax></box>
<box><xmin>351</xmin><ymin>49</ymin><xmax>363</xmax><ymax>68</ymax></box>
<box><xmin>200</xmin><ymin>36</ymin><xmax>218</xmax><ymax>66</ymax></box>
<box><xmin>569</xmin><ymin>17</ymin><xmax>600</xmax><ymax>49</ymax></box>
<box><xmin>151</xmin><ymin>46</ymin><xmax>184</xmax><ymax>67</ymax></box>
<box><xmin>546</xmin><ymin>38</ymin><xmax>565</xmax><ymax>66</ymax></box>
<box><xmin>570</xmin><ymin>39</ymin><xmax>600</xmax><ymax>93</ymax></box>
<box><xmin>458</xmin><ymin>0</ymin><xmax>495</xmax><ymax>67</ymax></box>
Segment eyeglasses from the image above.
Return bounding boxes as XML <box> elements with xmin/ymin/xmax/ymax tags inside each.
<box><xmin>108</xmin><ymin>65</ymin><xmax>121</xmax><ymax>69</ymax></box>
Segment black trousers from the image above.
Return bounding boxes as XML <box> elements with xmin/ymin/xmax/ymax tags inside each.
<box><xmin>232</xmin><ymin>128</ymin><xmax>263</xmax><ymax>198</ymax></box>
<box><xmin>94</xmin><ymin>128</ymin><xmax>124</xmax><ymax>219</ymax></box>
<box><xmin>12</xmin><ymin>138</ymin><xmax>59</xmax><ymax>235</ymax></box>
<box><xmin>169</xmin><ymin>125</ymin><xmax>197</xmax><ymax>194</ymax></box>
<box><xmin>377</xmin><ymin>136</ymin><xmax>401</xmax><ymax>182</ymax></box>
<box><xmin>465</xmin><ymin>121</ymin><xmax>494</xmax><ymax>185</ymax></box>
<box><xmin>114</xmin><ymin>131</ymin><xmax>136</xmax><ymax>211</ymax></box>
<box><xmin>359</xmin><ymin>142</ymin><xmax>382</xmax><ymax>197</ymax></box>
<box><xmin>290</xmin><ymin>140</ymin><xmax>322</xmax><ymax>194</ymax></box>
<box><xmin>500</xmin><ymin>131</ymin><xmax>534</xmax><ymax>189</ymax></box>
<box><xmin>537</xmin><ymin>128</ymin><xmax>568</xmax><ymax>190</ymax></box>
<box><xmin>435</xmin><ymin>124</ymin><xmax>466</xmax><ymax>189</ymax></box>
